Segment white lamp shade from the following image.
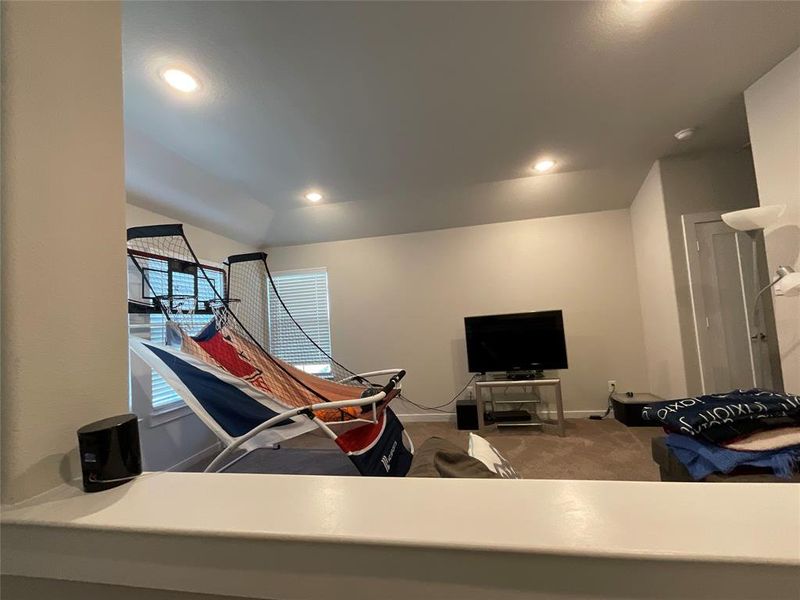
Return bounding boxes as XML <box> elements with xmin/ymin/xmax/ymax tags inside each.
<box><xmin>721</xmin><ymin>205</ymin><xmax>786</xmax><ymax>231</ymax></box>
<box><xmin>775</xmin><ymin>272</ymin><xmax>800</xmax><ymax>296</ymax></box>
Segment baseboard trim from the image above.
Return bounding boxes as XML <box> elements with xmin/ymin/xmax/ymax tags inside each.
<box><xmin>167</xmin><ymin>441</ymin><xmax>222</xmax><ymax>472</ymax></box>
<box><xmin>396</xmin><ymin>413</ymin><xmax>456</xmax><ymax>423</ymax></box>
<box><xmin>396</xmin><ymin>409</ymin><xmax>607</xmax><ymax>423</ymax></box>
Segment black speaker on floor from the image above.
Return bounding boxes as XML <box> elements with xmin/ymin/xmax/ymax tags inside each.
<box><xmin>456</xmin><ymin>398</ymin><xmax>479</xmax><ymax>430</ymax></box>
<box><xmin>78</xmin><ymin>414</ymin><xmax>142</xmax><ymax>493</ymax></box>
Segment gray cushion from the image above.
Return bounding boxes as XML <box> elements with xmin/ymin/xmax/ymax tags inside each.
<box><xmin>408</xmin><ymin>437</ymin><xmax>499</xmax><ymax>478</ymax></box>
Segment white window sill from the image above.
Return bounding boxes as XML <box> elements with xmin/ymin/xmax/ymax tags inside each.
<box><xmin>147</xmin><ymin>403</ymin><xmax>193</xmax><ymax>428</ymax></box>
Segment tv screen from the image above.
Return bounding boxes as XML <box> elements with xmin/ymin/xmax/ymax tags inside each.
<box><xmin>464</xmin><ymin>310</ymin><xmax>568</xmax><ymax>373</ymax></box>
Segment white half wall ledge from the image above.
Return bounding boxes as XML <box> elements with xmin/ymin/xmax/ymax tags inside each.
<box><xmin>2</xmin><ymin>473</ymin><xmax>799</xmax><ymax>600</ymax></box>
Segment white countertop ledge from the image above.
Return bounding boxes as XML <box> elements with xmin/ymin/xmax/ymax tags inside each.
<box><xmin>2</xmin><ymin>472</ymin><xmax>799</xmax><ymax>566</ymax></box>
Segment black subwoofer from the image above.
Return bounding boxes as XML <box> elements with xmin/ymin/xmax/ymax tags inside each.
<box><xmin>77</xmin><ymin>413</ymin><xmax>142</xmax><ymax>493</ymax></box>
<box><xmin>456</xmin><ymin>398</ymin><xmax>479</xmax><ymax>430</ymax></box>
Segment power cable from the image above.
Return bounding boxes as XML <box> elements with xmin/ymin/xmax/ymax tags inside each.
<box><xmin>399</xmin><ymin>374</ymin><xmax>478</xmax><ymax>414</ymax></box>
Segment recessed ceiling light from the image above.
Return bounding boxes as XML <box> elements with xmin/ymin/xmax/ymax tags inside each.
<box><xmin>304</xmin><ymin>191</ymin><xmax>323</xmax><ymax>202</ymax></box>
<box><xmin>533</xmin><ymin>159</ymin><xmax>557</xmax><ymax>173</ymax></box>
<box><xmin>674</xmin><ymin>127</ymin><xmax>696</xmax><ymax>141</ymax></box>
<box><xmin>161</xmin><ymin>68</ymin><xmax>199</xmax><ymax>93</ymax></box>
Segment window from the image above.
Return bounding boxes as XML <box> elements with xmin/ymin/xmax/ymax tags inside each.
<box><xmin>267</xmin><ymin>268</ymin><xmax>332</xmax><ymax>376</ymax></box>
<box><xmin>128</xmin><ymin>253</ymin><xmax>225</xmax><ymax>414</ymax></box>
<box><xmin>129</xmin><ymin>251</ymin><xmax>225</xmax><ymax>313</ymax></box>
<box><xmin>147</xmin><ymin>313</ymin><xmax>211</xmax><ymax>411</ymax></box>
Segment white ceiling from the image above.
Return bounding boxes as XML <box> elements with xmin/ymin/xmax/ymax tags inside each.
<box><xmin>122</xmin><ymin>1</ymin><xmax>800</xmax><ymax>247</ymax></box>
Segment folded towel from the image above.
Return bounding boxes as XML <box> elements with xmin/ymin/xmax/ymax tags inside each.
<box><xmin>642</xmin><ymin>389</ymin><xmax>800</xmax><ymax>443</ymax></box>
<box><xmin>723</xmin><ymin>426</ymin><xmax>800</xmax><ymax>452</ymax></box>
<box><xmin>666</xmin><ymin>433</ymin><xmax>800</xmax><ymax>481</ymax></box>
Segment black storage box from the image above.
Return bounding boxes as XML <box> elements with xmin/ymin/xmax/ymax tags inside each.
<box><xmin>611</xmin><ymin>392</ymin><xmax>662</xmax><ymax>427</ymax></box>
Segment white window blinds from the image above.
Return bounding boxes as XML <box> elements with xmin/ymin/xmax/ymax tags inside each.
<box><xmin>267</xmin><ymin>269</ymin><xmax>332</xmax><ymax>375</ymax></box>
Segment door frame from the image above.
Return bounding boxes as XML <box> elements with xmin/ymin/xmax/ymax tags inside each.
<box><xmin>682</xmin><ymin>211</ymin><xmax>756</xmax><ymax>394</ymax></box>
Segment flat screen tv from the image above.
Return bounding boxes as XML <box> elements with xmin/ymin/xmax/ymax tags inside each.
<box><xmin>464</xmin><ymin>310</ymin><xmax>568</xmax><ymax>373</ymax></box>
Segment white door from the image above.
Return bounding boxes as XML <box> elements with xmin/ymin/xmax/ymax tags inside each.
<box><xmin>684</xmin><ymin>213</ymin><xmax>783</xmax><ymax>394</ymax></box>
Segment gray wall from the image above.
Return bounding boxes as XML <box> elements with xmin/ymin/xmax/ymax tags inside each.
<box><xmin>1</xmin><ymin>1</ymin><xmax>128</xmax><ymax>503</ymax></box>
<box><xmin>267</xmin><ymin>209</ymin><xmax>650</xmax><ymax>415</ymax></box>
<box><xmin>1</xmin><ymin>577</ymin><xmax>249</xmax><ymax>600</ymax></box>
<box><xmin>659</xmin><ymin>150</ymin><xmax>760</xmax><ymax>394</ymax></box>
<box><xmin>745</xmin><ymin>48</ymin><xmax>800</xmax><ymax>394</ymax></box>
<box><xmin>630</xmin><ymin>150</ymin><xmax>760</xmax><ymax>398</ymax></box>
<box><xmin>630</xmin><ymin>163</ymin><xmax>688</xmax><ymax>399</ymax></box>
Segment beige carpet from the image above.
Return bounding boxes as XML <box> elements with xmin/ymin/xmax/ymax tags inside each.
<box><xmin>282</xmin><ymin>418</ymin><xmax>664</xmax><ymax>481</ymax></box>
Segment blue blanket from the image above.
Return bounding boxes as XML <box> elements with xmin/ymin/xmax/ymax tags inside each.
<box><xmin>642</xmin><ymin>389</ymin><xmax>800</xmax><ymax>443</ymax></box>
<box><xmin>666</xmin><ymin>434</ymin><xmax>800</xmax><ymax>480</ymax></box>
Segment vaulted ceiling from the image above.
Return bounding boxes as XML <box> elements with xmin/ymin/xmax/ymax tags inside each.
<box><xmin>123</xmin><ymin>1</ymin><xmax>800</xmax><ymax>246</ymax></box>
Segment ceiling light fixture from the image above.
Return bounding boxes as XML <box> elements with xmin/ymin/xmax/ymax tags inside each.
<box><xmin>674</xmin><ymin>127</ymin><xmax>696</xmax><ymax>141</ymax></box>
<box><xmin>304</xmin><ymin>191</ymin><xmax>323</xmax><ymax>203</ymax></box>
<box><xmin>533</xmin><ymin>159</ymin><xmax>557</xmax><ymax>173</ymax></box>
<box><xmin>161</xmin><ymin>68</ymin><xmax>200</xmax><ymax>93</ymax></box>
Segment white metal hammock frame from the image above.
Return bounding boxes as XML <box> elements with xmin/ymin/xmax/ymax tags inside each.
<box><xmin>131</xmin><ymin>336</ymin><xmax>407</xmax><ymax>472</ymax></box>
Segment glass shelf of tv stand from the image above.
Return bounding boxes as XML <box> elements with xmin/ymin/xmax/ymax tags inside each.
<box><xmin>491</xmin><ymin>402</ymin><xmax>544</xmax><ymax>429</ymax></box>
<box><xmin>491</xmin><ymin>398</ymin><xmax>542</xmax><ymax>405</ymax></box>
<box><xmin>495</xmin><ymin>420</ymin><xmax>544</xmax><ymax>428</ymax></box>
<box><xmin>486</xmin><ymin>387</ymin><xmax>541</xmax><ymax>427</ymax></box>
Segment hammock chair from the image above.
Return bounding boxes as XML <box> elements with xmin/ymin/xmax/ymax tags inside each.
<box><xmin>127</xmin><ymin>224</ymin><xmax>413</xmax><ymax>476</ymax></box>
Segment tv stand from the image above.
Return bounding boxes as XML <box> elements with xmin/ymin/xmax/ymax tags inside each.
<box><xmin>475</xmin><ymin>376</ymin><xmax>566</xmax><ymax>436</ymax></box>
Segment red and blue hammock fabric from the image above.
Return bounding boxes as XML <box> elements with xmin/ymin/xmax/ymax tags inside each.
<box><xmin>137</xmin><ymin>335</ymin><xmax>412</xmax><ymax>477</ymax></box>
<box><xmin>157</xmin><ymin>318</ymin><xmax>411</xmax><ymax>476</ymax></box>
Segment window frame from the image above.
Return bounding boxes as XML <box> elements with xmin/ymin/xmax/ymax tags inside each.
<box><xmin>128</xmin><ymin>249</ymin><xmax>226</xmax><ymax>315</ymax></box>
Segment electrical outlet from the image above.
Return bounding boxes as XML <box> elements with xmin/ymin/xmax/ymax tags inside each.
<box><xmin>608</xmin><ymin>380</ymin><xmax>617</xmax><ymax>393</ymax></box>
